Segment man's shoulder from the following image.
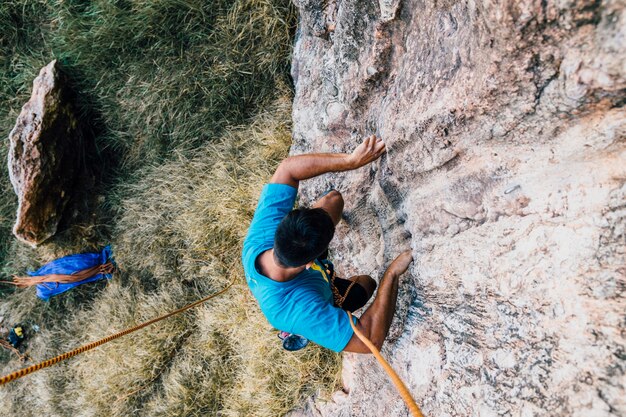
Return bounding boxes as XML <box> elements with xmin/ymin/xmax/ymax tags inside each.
<box><xmin>244</xmin><ymin>184</ymin><xmax>297</xmax><ymax>238</ymax></box>
<box><xmin>261</xmin><ymin>183</ymin><xmax>298</xmax><ymax>200</ymax></box>
<box><xmin>243</xmin><ymin>184</ymin><xmax>297</xmax><ymax>267</ymax></box>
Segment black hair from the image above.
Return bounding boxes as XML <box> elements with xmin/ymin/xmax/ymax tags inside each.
<box><xmin>274</xmin><ymin>208</ymin><xmax>335</xmax><ymax>267</ymax></box>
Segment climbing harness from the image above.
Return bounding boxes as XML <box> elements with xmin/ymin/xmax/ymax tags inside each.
<box><xmin>347</xmin><ymin>311</ymin><xmax>424</xmax><ymax>417</ymax></box>
<box><xmin>278</xmin><ymin>259</ymin><xmax>351</xmax><ymax>352</ymax></box>
<box><xmin>311</xmin><ymin>259</ymin><xmax>357</xmax><ymax>309</ymax></box>
<box><xmin>0</xmin><ymin>280</ymin><xmax>234</xmax><ymax>385</ymax></box>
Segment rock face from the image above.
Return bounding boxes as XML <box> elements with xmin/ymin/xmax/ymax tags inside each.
<box><xmin>290</xmin><ymin>1</ymin><xmax>625</xmax><ymax>416</ymax></box>
<box><xmin>8</xmin><ymin>60</ymin><xmax>80</xmax><ymax>247</ymax></box>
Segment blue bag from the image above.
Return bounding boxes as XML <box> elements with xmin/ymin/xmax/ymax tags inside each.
<box><xmin>25</xmin><ymin>246</ymin><xmax>115</xmax><ymax>300</ymax></box>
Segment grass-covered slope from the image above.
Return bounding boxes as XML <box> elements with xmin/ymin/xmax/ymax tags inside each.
<box><xmin>0</xmin><ymin>1</ymin><xmax>341</xmax><ymax>415</ymax></box>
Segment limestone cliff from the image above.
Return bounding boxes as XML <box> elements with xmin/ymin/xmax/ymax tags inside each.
<box><xmin>289</xmin><ymin>1</ymin><xmax>625</xmax><ymax>416</ymax></box>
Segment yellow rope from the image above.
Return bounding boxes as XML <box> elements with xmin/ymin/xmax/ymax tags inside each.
<box><xmin>347</xmin><ymin>311</ymin><xmax>425</xmax><ymax>417</ymax></box>
<box><xmin>0</xmin><ymin>280</ymin><xmax>234</xmax><ymax>385</ymax></box>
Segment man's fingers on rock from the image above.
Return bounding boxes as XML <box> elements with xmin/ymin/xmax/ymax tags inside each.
<box><xmin>373</xmin><ymin>146</ymin><xmax>385</xmax><ymax>159</ymax></box>
<box><xmin>368</xmin><ymin>136</ymin><xmax>376</xmax><ymax>152</ymax></box>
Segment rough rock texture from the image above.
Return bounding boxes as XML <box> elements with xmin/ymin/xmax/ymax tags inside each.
<box><xmin>290</xmin><ymin>1</ymin><xmax>625</xmax><ymax>416</ymax></box>
<box><xmin>8</xmin><ymin>60</ymin><xmax>80</xmax><ymax>246</ymax></box>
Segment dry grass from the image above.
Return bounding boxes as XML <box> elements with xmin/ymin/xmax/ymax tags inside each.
<box><xmin>0</xmin><ymin>94</ymin><xmax>341</xmax><ymax>417</ymax></box>
<box><xmin>0</xmin><ymin>1</ymin><xmax>342</xmax><ymax>415</ymax></box>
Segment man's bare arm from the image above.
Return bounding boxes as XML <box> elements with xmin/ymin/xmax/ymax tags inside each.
<box><xmin>271</xmin><ymin>135</ymin><xmax>385</xmax><ymax>188</ymax></box>
<box><xmin>343</xmin><ymin>251</ymin><xmax>413</xmax><ymax>354</ymax></box>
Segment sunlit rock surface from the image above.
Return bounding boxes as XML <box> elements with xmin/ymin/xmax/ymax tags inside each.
<box><xmin>289</xmin><ymin>0</ymin><xmax>625</xmax><ymax>415</ymax></box>
<box><xmin>8</xmin><ymin>60</ymin><xmax>80</xmax><ymax>247</ymax></box>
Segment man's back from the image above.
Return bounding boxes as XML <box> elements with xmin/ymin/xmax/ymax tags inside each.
<box><xmin>241</xmin><ymin>135</ymin><xmax>413</xmax><ymax>354</ymax></box>
<box><xmin>242</xmin><ymin>183</ymin><xmax>355</xmax><ymax>352</ymax></box>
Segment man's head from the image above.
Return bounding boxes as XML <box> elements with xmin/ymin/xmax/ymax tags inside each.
<box><xmin>274</xmin><ymin>208</ymin><xmax>335</xmax><ymax>267</ymax></box>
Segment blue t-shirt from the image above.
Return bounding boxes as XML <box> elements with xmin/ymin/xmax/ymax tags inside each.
<box><xmin>242</xmin><ymin>183</ymin><xmax>355</xmax><ymax>352</ymax></box>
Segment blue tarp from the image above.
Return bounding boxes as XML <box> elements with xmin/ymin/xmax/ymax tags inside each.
<box><xmin>28</xmin><ymin>246</ymin><xmax>114</xmax><ymax>301</ymax></box>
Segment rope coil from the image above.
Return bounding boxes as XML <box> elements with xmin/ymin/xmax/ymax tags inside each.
<box><xmin>1</xmin><ymin>262</ymin><xmax>116</xmax><ymax>288</ymax></box>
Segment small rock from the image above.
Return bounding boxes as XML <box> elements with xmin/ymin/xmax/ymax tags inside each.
<box><xmin>325</xmin><ymin>101</ymin><xmax>348</xmax><ymax>130</ymax></box>
<box><xmin>379</xmin><ymin>0</ymin><xmax>401</xmax><ymax>22</ymax></box>
<box><xmin>447</xmin><ymin>223</ymin><xmax>460</xmax><ymax>235</ymax></box>
<box><xmin>504</xmin><ymin>184</ymin><xmax>521</xmax><ymax>194</ymax></box>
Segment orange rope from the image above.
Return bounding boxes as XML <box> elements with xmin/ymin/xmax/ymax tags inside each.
<box><xmin>0</xmin><ymin>280</ymin><xmax>234</xmax><ymax>385</ymax></box>
<box><xmin>348</xmin><ymin>311</ymin><xmax>425</xmax><ymax>417</ymax></box>
<box><xmin>2</xmin><ymin>262</ymin><xmax>116</xmax><ymax>288</ymax></box>
<box><xmin>0</xmin><ymin>340</ymin><xmax>28</xmax><ymax>362</ymax></box>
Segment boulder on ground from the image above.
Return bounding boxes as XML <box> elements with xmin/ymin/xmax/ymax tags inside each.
<box><xmin>8</xmin><ymin>60</ymin><xmax>80</xmax><ymax>247</ymax></box>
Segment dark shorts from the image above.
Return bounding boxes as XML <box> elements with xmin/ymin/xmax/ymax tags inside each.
<box><xmin>332</xmin><ymin>276</ymin><xmax>369</xmax><ymax>312</ymax></box>
<box><xmin>317</xmin><ymin>258</ymin><xmax>370</xmax><ymax>312</ymax></box>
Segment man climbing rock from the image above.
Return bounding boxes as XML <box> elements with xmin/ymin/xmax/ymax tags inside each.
<box><xmin>242</xmin><ymin>135</ymin><xmax>413</xmax><ymax>353</ymax></box>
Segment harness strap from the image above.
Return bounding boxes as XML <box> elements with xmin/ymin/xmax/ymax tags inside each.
<box><xmin>311</xmin><ymin>260</ymin><xmax>357</xmax><ymax>308</ymax></box>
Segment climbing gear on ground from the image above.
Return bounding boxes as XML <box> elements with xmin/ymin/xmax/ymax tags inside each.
<box><xmin>2</xmin><ymin>325</ymin><xmax>28</xmax><ymax>361</ymax></box>
<box><xmin>347</xmin><ymin>311</ymin><xmax>424</xmax><ymax>417</ymax></box>
<box><xmin>1</xmin><ymin>247</ymin><xmax>115</xmax><ymax>300</ymax></box>
<box><xmin>278</xmin><ymin>331</ymin><xmax>309</xmax><ymax>351</ymax></box>
<box><xmin>8</xmin><ymin>326</ymin><xmax>24</xmax><ymax>348</ymax></box>
<box><xmin>0</xmin><ymin>279</ymin><xmax>234</xmax><ymax>385</ymax></box>
<box><xmin>0</xmin><ymin>339</ymin><xmax>27</xmax><ymax>362</ymax></box>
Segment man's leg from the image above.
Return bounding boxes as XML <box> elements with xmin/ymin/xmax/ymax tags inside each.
<box><xmin>312</xmin><ymin>190</ymin><xmax>344</xmax><ymax>226</ymax></box>
<box><xmin>348</xmin><ymin>275</ymin><xmax>377</xmax><ymax>299</ymax></box>
<box><xmin>343</xmin><ymin>251</ymin><xmax>413</xmax><ymax>353</ymax></box>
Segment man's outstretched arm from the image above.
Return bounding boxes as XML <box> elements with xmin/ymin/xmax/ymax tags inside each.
<box><xmin>343</xmin><ymin>251</ymin><xmax>413</xmax><ymax>354</ymax></box>
<box><xmin>271</xmin><ymin>135</ymin><xmax>386</xmax><ymax>188</ymax></box>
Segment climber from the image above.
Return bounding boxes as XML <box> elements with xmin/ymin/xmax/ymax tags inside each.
<box><xmin>242</xmin><ymin>135</ymin><xmax>414</xmax><ymax>353</ymax></box>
